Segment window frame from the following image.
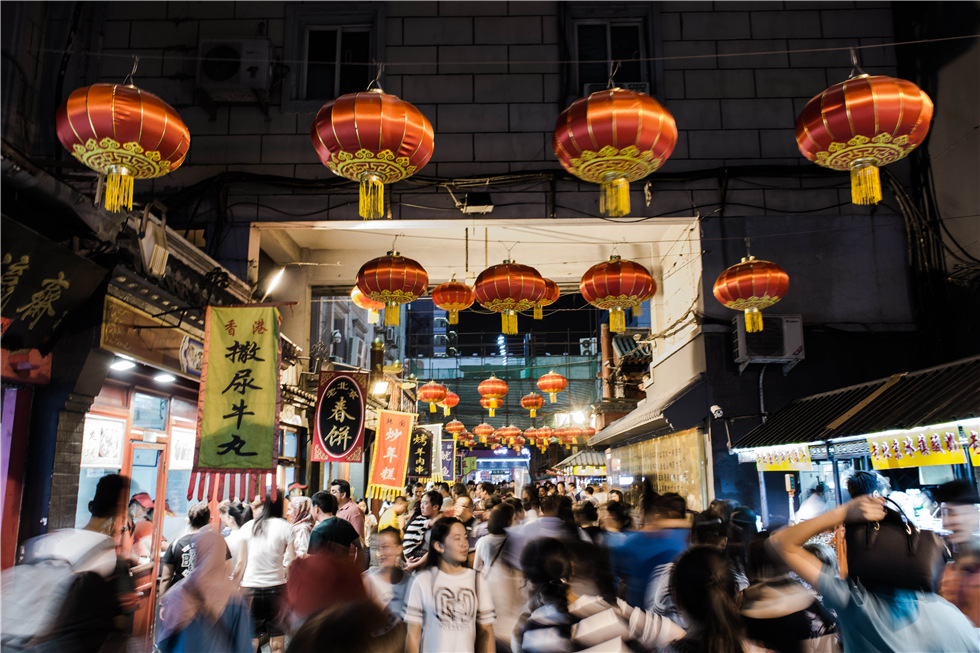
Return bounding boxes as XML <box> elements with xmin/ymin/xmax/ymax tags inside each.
<box><xmin>282</xmin><ymin>4</ymin><xmax>385</xmax><ymax>113</ymax></box>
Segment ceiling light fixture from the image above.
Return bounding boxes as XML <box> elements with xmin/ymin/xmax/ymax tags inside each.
<box><xmin>261</xmin><ymin>267</ymin><xmax>286</xmax><ymax>302</ymax></box>
<box><xmin>110</xmin><ymin>358</ymin><xmax>136</xmax><ymax>371</ymax></box>
<box><xmin>154</xmin><ymin>373</ymin><xmax>176</xmax><ymax>383</ymax></box>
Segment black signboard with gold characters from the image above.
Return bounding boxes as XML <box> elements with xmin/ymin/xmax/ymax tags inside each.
<box><xmin>312</xmin><ymin>370</ymin><xmax>367</xmax><ymax>463</ymax></box>
<box><xmin>406</xmin><ymin>425</ymin><xmax>436</xmax><ymax>481</ymax></box>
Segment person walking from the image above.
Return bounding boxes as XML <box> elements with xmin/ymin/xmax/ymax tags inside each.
<box><xmin>307</xmin><ymin>491</ymin><xmax>364</xmax><ymax>567</ymax></box>
<box><xmin>403</xmin><ymin>490</ymin><xmax>443</xmax><ymax>569</ymax></box>
<box><xmin>362</xmin><ymin>527</ymin><xmax>411</xmax><ymax>639</ymax></box>
<box><xmin>330</xmin><ymin>479</ymin><xmax>365</xmax><ymax>541</ymax></box>
<box><xmin>159</xmin><ymin>502</ymin><xmax>217</xmax><ymax>595</ymax></box>
<box><xmin>288</xmin><ymin>496</ymin><xmax>315</xmax><ymax>558</ymax></box>
<box><xmin>234</xmin><ymin>492</ymin><xmax>296</xmax><ymax>653</ymax></box>
<box><xmin>405</xmin><ymin>517</ymin><xmax>495</xmax><ymax>653</ymax></box>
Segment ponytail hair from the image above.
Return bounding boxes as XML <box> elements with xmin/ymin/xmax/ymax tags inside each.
<box><xmin>520</xmin><ymin>537</ymin><xmax>571</xmax><ymax>613</ymax></box>
<box><xmin>670</xmin><ymin>546</ymin><xmax>745</xmax><ymax>653</ymax></box>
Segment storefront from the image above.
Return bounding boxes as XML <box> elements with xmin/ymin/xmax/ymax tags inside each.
<box><xmin>732</xmin><ymin>356</ymin><xmax>980</xmax><ymax>528</ymax></box>
<box><xmin>462</xmin><ymin>447</ymin><xmax>531</xmax><ymax>485</ymax></box>
<box><xmin>606</xmin><ymin>427</ymin><xmax>710</xmax><ymax>511</ymax></box>
<box><xmin>556</xmin><ymin>449</ymin><xmax>607</xmax><ymax>488</ymax></box>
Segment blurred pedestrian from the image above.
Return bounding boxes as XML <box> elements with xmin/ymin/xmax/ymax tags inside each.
<box><xmin>934</xmin><ymin>479</ymin><xmax>980</xmax><ymax>627</ymax></box>
<box><xmin>288</xmin><ymin>496</ymin><xmax>314</xmax><ymax>558</ymax></box>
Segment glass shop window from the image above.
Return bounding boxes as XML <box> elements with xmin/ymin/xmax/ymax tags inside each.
<box><xmin>132</xmin><ymin>392</ymin><xmax>169</xmax><ymax>432</ymax></box>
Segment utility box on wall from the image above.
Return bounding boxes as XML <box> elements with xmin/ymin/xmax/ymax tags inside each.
<box><xmin>733</xmin><ymin>314</ymin><xmax>805</xmax><ymax>374</ymax></box>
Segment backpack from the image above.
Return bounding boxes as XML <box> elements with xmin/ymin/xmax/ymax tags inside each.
<box><xmin>1</xmin><ymin>530</ymin><xmax>118</xmax><ymax>650</ymax></box>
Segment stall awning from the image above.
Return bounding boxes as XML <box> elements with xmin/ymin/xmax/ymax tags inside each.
<box><xmin>556</xmin><ymin>449</ymin><xmax>605</xmax><ymax>470</ymax></box>
<box><xmin>589</xmin><ymin>376</ymin><xmax>707</xmax><ymax>450</ymax></box>
<box><xmin>734</xmin><ymin>355</ymin><xmax>980</xmax><ymax>449</ymax></box>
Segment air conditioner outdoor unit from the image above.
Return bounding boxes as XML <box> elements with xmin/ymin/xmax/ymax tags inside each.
<box><xmin>583</xmin><ymin>81</ymin><xmax>650</xmax><ymax>96</ymax></box>
<box><xmin>733</xmin><ymin>314</ymin><xmax>805</xmax><ymax>374</ymax></box>
<box><xmin>196</xmin><ymin>39</ymin><xmax>270</xmax><ymax>102</ymax></box>
<box><xmin>580</xmin><ymin>337</ymin><xmax>598</xmax><ymax>356</ymax></box>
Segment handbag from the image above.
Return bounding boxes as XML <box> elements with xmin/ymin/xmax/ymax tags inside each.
<box><xmin>844</xmin><ymin>496</ymin><xmax>948</xmax><ymax>592</ymax></box>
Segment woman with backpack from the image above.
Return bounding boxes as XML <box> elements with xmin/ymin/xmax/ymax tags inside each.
<box><xmin>404</xmin><ymin>517</ymin><xmax>495</xmax><ymax>653</ymax></box>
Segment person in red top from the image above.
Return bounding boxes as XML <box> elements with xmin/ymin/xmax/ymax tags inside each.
<box><xmin>330</xmin><ymin>479</ymin><xmax>365</xmax><ymax>541</ymax></box>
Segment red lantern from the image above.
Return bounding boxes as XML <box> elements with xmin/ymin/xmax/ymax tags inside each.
<box><xmin>713</xmin><ymin>256</ymin><xmax>789</xmax><ymax>333</ymax></box>
<box><xmin>554</xmin><ymin>88</ymin><xmax>677</xmax><ymax>217</ymax></box>
<box><xmin>432</xmin><ymin>280</ymin><xmax>475</xmax><ymax>325</ymax></box>
<box><xmin>521</xmin><ymin>392</ymin><xmax>545</xmax><ymax>418</ymax></box>
<box><xmin>537</xmin><ymin>371</ymin><xmax>567</xmax><ymax>404</ymax></box>
<box><xmin>445</xmin><ymin>419</ymin><xmax>466</xmax><ymax>437</ymax></box>
<box><xmin>796</xmin><ymin>75</ymin><xmax>932</xmax><ymax>205</ymax></box>
<box><xmin>497</xmin><ymin>425</ymin><xmax>521</xmax><ymax>446</ymax></box>
<box><xmin>511</xmin><ymin>435</ymin><xmax>526</xmax><ymax>453</ymax></box>
<box><xmin>55</xmin><ymin>84</ymin><xmax>191</xmax><ymax>212</ymax></box>
<box><xmin>582</xmin><ymin>426</ymin><xmax>597</xmax><ymax>439</ymax></box>
<box><xmin>473</xmin><ymin>423</ymin><xmax>495</xmax><ymax>444</ymax></box>
<box><xmin>311</xmin><ymin>89</ymin><xmax>434</xmax><ymax>219</ymax></box>
<box><xmin>474</xmin><ymin>261</ymin><xmax>546</xmax><ymax>335</ymax></box>
<box><xmin>534</xmin><ymin>278</ymin><xmax>560</xmax><ymax>320</ymax></box>
<box><xmin>478</xmin><ymin>375</ymin><xmax>509</xmax><ymax>417</ymax></box>
<box><xmin>417</xmin><ymin>381</ymin><xmax>448</xmax><ymax>413</ymax></box>
<box><xmin>350</xmin><ymin>287</ymin><xmax>384</xmax><ymax>324</ymax></box>
<box><xmin>356</xmin><ymin>251</ymin><xmax>428</xmax><ymax>327</ymax></box>
<box><xmin>459</xmin><ymin>431</ymin><xmax>475</xmax><ymax>448</ymax></box>
<box><xmin>438</xmin><ymin>391</ymin><xmax>459</xmax><ymax>417</ymax></box>
<box><xmin>479</xmin><ymin>398</ymin><xmax>500</xmax><ymax>416</ymax></box>
<box><xmin>537</xmin><ymin>426</ymin><xmax>554</xmax><ymax>442</ymax></box>
<box><xmin>580</xmin><ymin>255</ymin><xmax>656</xmax><ymax>333</ymax></box>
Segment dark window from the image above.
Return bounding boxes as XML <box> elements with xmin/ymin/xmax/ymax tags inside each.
<box><xmin>576</xmin><ymin>21</ymin><xmax>646</xmax><ymax>91</ymax></box>
<box><xmin>303</xmin><ymin>27</ymin><xmax>372</xmax><ymax>100</ymax></box>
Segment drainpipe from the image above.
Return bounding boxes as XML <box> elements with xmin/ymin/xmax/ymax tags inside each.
<box><xmin>600</xmin><ymin>323</ymin><xmax>613</xmax><ymax>400</ymax></box>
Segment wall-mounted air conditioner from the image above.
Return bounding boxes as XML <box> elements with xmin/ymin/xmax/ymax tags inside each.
<box><xmin>733</xmin><ymin>314</ymin><xmax>805</xmax><ymax>374</ymax></box>
<box><xmin>583</xmin><ymin>81</ymin><xmax>650</xmax><ymax>96</ymax></box>
<box><xmin>196</xmin><ymin>39</ymin><xmax>271</xmax><ymax>102</ymax></box>
<box><xmin>580</xmin><ymin>337</ymin><xmax>598</xmax><ymax>356</ymax></box>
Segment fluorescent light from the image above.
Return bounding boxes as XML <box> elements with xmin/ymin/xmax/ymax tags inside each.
<box><xmin>110</xmin><ymin>359</ymin><xmax>136</xmax><ymax>371</ymax></box>
<box><xmin>371</xmin><ymin>380</ymin><xmax>390</xmax><ymax>395</ymax></box>
<box><xmin>261</xmin><ymin>267</ymin><xmax>286</xmax><ymax>302</ymax></box>
<box><xmin>154</xmin><ymin>373</ymin><xmax>175</xmax><ymax>383</ymax></box>
<box><xmin>571</xmin><ymin>411</ymin><xmax>586</xmax><ymax>424</ymax></box>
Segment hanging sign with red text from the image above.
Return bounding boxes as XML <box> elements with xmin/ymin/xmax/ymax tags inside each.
<box><xmin>367</xmin><ymin>410</ymin><xmax>416</xmax><ymax>501</ymax></box>
<box><xmin>312</xmin><ymin>371</ymin><xmax>367</xmax><ymax>462</ymax></box>
<box><xmin>755</xmin><ymin>445</ymin><xmax>813</xmax><ymax>472</ymax></box>
<box><xmin>869</xmin><ymin>428</ymin><xmax>967</xmax><ymax>470</ymax></box>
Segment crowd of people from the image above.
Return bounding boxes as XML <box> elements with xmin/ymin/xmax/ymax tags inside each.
<box><xmin>4</xmin><ymin>472</ymin><xmax>978</xmax><ymax>653</ymax></box>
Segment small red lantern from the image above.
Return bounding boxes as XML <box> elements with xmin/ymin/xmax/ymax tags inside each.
<box><xmin>432</xmin><ymin>280</ymin><xmax>475</xmax><ymax>325</ymax></box>
<box><xmin>311</xmin><ymin>88</ymin><xmax>434</xmax><ymax>219</ymax></box>
<box><xmin>713</xmin><ymin>256</ymin><xmax>789</xmax><ymax>333</ymax></box>
<box><xmin>355</xmin><ymin>251</ymin><xmax>428</xmax><ymax>327</ymax></box>
<box><xmin>511</xmin><ymin>435</ymin><xmax>526</xmax><ymax>453</ymax></box>
<box><xmin>474</xmin><ymin>261</ymin><xmax>546</xmax><ymax>335</ymax></box>
<box><xmin>537</xmin><ymin>371</ymin><xmax>568</xmax><ymax>404</ymax></box>
<box><xmin>445</xmin><ymin>419</ymin><xmax>466</xmax><ymax>437</ymax></box>
<box><xmin>350</xmin><ymin>286</ymin><xmax>385</xmax><ymax>324</ymax></box>
<box><xmin>554</xmin><ymin>87</ymin><xmax>677</xmax><ymax>217</ymax></box>
<box><xmin>534</xmin><ymin>278</ymin><xmax>561</xmax><ymax>320</ymax></box>
<box><xmin>537</xmin><ymin>426</ymin><xmax>554</xmax><ymax>444</ymax></box>
<box><xmin>521</xmin><ymin>392</ymin><xmax>545</xmax><ymax>418</ymax></box>
<box><xmin>417</xmin><ymin>381</ymin><xmax>448</xmax><ymax>413</ymax></box>
<box><xmin>473</xmin><ymin>423</ymin><xmax>495</xmax><ymax>444</ymax></box>
<box><xmin>497</xmin><ymin>425</ymin><xmax>521</xmax><ymax>446</ymax></box>
<box><xmin>796</xmin><ymin>75</ymin><xmax>932</xmax><ymax>205</ymax></box>
<box><xmin>478</xmin><ymin>375</ymin><xmax>509</xmax><ymax>417</ymax></box>
<box><xmin>582</xmin><ymin>426</ymin><xmax>597</xmax><ymax>439</ymax></box>
<box><xmin>438</xmin><ymin>391</ymin><xmax>459</xmax><ymax>417</ymax></box>
<box><xmin>55</xmin><ymin>84</ymin><xmax>191</xmax><ymax>212</ymax></box>
<box><xmin>580</xmin><ymin>255</ymin><xmax>656</xmax><ymax>333</ymax></box>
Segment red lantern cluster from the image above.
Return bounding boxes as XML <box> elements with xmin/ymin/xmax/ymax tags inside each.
<box><xmin>417</xmin><ymin>380</ymin><xmax>448</xmax><ymax>413</ymax></box>
<box><xmin>713</xmin><ymin>256</ymin><xmax>789</xmax><ymax>333</ymax></box>
<box><xmin>474</xmin><ymin>261</ymin><xmax>546</xmax><ymax>335</ymax></box>
<box><xmin>355</xmin><ymin>251</ymin><xmax>428</xmax><ymax>327</ymax></box>
<box><xmin>580</xmin><ymin>255</ymin><xmax>656</xmax><ymax>333</ymax></box>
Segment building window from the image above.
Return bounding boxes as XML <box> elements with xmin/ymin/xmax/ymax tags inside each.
<box><xmin>283</xmin><ymin>5</ymin><xmax>385</xmax><ymax>113</ymax></box>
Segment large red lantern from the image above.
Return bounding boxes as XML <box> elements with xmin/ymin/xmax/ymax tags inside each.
<box><xmin>350</xmin><ymin>287</ymin><xmax>384</xmax><ymax>324</ymax></box>
<box><xmin>417</xmin><ymin>381</ymin><xmax>448</xmax><ymax>413</ymax></box>
<box><xmin>796</xmin><ymin>75</ymin><xmax>932</xmax><ymax>205</ymax></box>
<box><xmin>521</xmin><ymin>392</ymin><xmax>545</xmax><ymax>418</ymax></box>
<box><xmin>713</xmin><ymin>256</ymin><xmax>789</xmax><ymax>333</ymax></box>
<box><xmin>55</xmin><ymin>84</ymin><xmax>190</xmax><ymax>212</ymax></box>
<box><xmin>311</xmin><ymin>88</ymin><xmax>434</xmax><ymax>219</ymax></box>
<box><xmin>554</xmin><ymin>88</ymin><xmax>677</xmax><ymax>217</ymax></box>
<box><xmin>534</xmin><ymin>278</ymin><xmax>560</xmax><ymax>320</ymax></box>
<box><xmin>473</xmin><ymin>423</ymin><xmax>495</xmax><ymax>444</ymax></box>
<box><xmin>355</xmin><ymin>251</ymin><xmax>428</xmax><ymax>327</ymax></box>
<box><xmin>474</xmin><ymin>261</ymin><xmax>546</xmax><ymax>335</ymax></box>
<box><xmin>478</xmin><ymin>375</ymin><xmax>509</xmax><ymax>417</ymax></box>
<box><xmin>445</xmin><ymin>419</ymin><xmax>466</xmax><ymax>437</ymax></box>
<box><xmin>432</xmin><ymin>280</ymin><xmax>475</xmax><ymax>325</ymax></box>
<box><xmin>580</xmin><ymin>255</ymin><xmax>656</xmax><ymax>333</ymax></box>
<box><xmin>438</xmin><ymin>391</ymin><xmax>459</xmax><ymax>417</ymax></box>
<box><xmin>537</xmin><ymin>371</ymin><xmax>567</xmax><ymax>404</ymax></box>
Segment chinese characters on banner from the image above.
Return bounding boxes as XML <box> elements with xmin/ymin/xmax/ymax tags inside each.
<box><xmin>968</xmin><ymin>424</ymin><xmax>980</xmax><ymax>467</ymax></box>
<box><xmin>408</xmin><ymin>424</ymin><xmax>440</xmax><ymax>482</ymax></box>
<box><xmin>367</xmin><ymin>410</ymin><xmax>415</xmax><ymax>501</ymax></box>
<box><xmin>194</xmin><ymin>306</ymin><xmax>280</xmax><ymax>500</ymax></box>
<box><xmin>312</xmin><ymin>371</ymin><xmax>367</xmax><ymax>462</ymax></box>
<box><xmin>440</xmin><ymin>435</ymin><xmax>456</xmax><ymax>481</ymax></box>
<box><xmin>755</xmin><ymin>445</ymin><xmax>813</xmax><ymax>472</ymax></box>
<box><xmin>868</xmin><ymin>426</ymin><xmax>971</xmax><ymax>470</ymax></box>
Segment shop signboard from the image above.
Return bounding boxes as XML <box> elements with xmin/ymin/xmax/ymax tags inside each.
<box><xmin>649</xmin><ymin>428</ymin><xmax>707</xmax><ymax>511</ymax></box>
<box><xmin>439</xmin><ymin>434</ymin><xmax>456</xmax><ymax>481</ymax></box>
<box><xmin>101</xmin><ymin>296</ymin><xmax>204</xmax><ymax>379</ymax></box>
<box><xmin>572</xmin><ymin>465</ymin><xmax>606</xmax><ymax>476</ymax></box>
<box><xmin>755</xmin><ymin>445</ymin><xmax>813</xmax><ymax>472</ymax></box>
<box><xmin>968</xmin><ymin>423</ymin><xmax>980</xmax><ymax>467</ymax></box>
<box><xmin>367</xmin><ymin>410</ymin><xmax>415</xmax><ymax>500</ymax></box>
<box><xmin>408</xmin><ymin>424</ymin><xmax>440</xmax><ymax>482</ymax></box>
<box><xmin>311</xmin><ymin>371</ymin><xmax>367</xmax><ymax>463</ymax></box>
<box><xmin>80</xmin><ymin>414</ymin><xmax>125</xmax><ymax>469</ymax></box>
<box><xmin>868</xmin><ymin>427</ymin><xmax>967</xmax><ymax>470</ymax></box>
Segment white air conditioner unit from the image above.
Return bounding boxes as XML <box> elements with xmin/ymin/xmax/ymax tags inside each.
<box><xmin>733</xmin><ymin>314</ymin><xmax>805</xmax><ymax>374</ymax></box>
<box><xmin>197</xmin><ymin>39</ymin><xmax>270</xmax><ymax>102</ymax></box>
<box><xmin>580</xmin><ymin>337</ymin><xmax>598</xmax><ymax>356</ymax></box>
<box><xmin>583</xmin><ymin>81</ymin><xmax>650</xmax><ymax>96</ymax></box>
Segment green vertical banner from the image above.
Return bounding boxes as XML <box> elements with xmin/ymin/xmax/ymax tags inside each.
<box><xmin>194</xmin><ymin>306</ymin><xmax>281</xmax><ymax>500</ymax></box>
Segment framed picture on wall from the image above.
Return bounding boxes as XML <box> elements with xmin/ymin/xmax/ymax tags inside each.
<box><xmin>81</xmin><ymin>415</ymin><xmax>125</xmax><ymax>468</ymax></box>
<box><xmin>169</xmin><ymin>427</ymin><xmax>196</xmax><ymax>471</ymax></box>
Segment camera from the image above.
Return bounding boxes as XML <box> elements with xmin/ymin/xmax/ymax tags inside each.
<box><xmin>710</xmin><ymin>405</ymin><xmax>724</xmax><ymax>419</ymax></box>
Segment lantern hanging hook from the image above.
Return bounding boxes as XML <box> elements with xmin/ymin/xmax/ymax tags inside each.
<box><xmin>367</xmin><ymin>62</ymin><xmax>385</xmax><ymax>91</ymax></box>
<box><xmin>504</xmin><ymin>242</ymin><xmax>518</xmax><ymax>260</ymax></box>
<box><xmin>390</xmin><ymin>232</ymin><xmax>402</xmax><ymax>251</ymax></box>
<box><xmin>607</xmin><ymin>60</ymin><xmax>621</xmax><ymax>90</ymax></box>
<box><xmin>847</xmin><ymin>47</ymin><xmax>867</xmax><ymax>78</ymax></box>
<box><xmin>123</xmin><ymin>55</ymin><xmax>140</xmax><ymax>86</ymax></box>
<box><xmin>744</xmin><ymin>237</ymin><xmax>752</xmax><ymax>257</ymax></box>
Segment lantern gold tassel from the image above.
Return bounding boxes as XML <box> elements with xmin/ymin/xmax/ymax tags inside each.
<box><xmin>534</xmin><ymin>305</ymin><xmax>543</xmax><ymax>319</ymax></box>
<box><xmin>609</xmin><ymin>308</ymin><xmax>626</xmax><ymax>333</ymax></box>
<box><xmin>104</xmin><ymin>170</ymin><xmax>134</xmax><ymax>212</ymax></box>
<box><xmin>429</xmin><ymin>403</ymin><xmax>437</xmax><ymax>413</ymax></box>
<box><xmin>600</xmin><ymin>175</ymin><xmax>630</xmax><ymax>217</ymax></box>
<box><xmin>634</xmin><ymin>302</ymin><xmax>643</xmax><ymax>316</ymax></box>
<box><xmin>530</xmin><ymin>408</ymin><xmax>537</xmax><ymax>418</ymax></box>
<box><xmin>359</xmin><ymin>173</ymin><xmax>384</xmax><ymax>219</ymax></box>
<box><xmin>444</xmin><ymin>405</ymin><xmax>450</xmax><ymax>417</ymax></box>
<box><xmin>850</xmin><ymin>161</ymin><xmax>881</xmax><ymax>205</ymax></box>
<box><xmin>384</xmin><ymin>304</ymin><xmax>399</xmax><ymax>327</ymax></box>
<box><xmin>549</xmin><ymin>393</ymin><xmax>557</xmax><ymax>403</ymax></box>
<box><xmin>502</xmin><ymin>311</ymin><xmax>518</xmax><ymax>335</ymax></box>
<box><xmin>744</xmin><ymin>308</ymin><xmax>764</xmax><ymax>333</ymax></box>
<box><xmin>367</xmin><ymin>309</ymin><xmax>379</xmax><ymax>324</ymax></box>
<box><xmin>448</xmin><ymin>309</ymin><xmax>458</xmax><ymax>325</ymax></box>
<box><xmin>489</xmin><ymin>407</ymin><xmax>496</xmax><ymax>418</ymax></box>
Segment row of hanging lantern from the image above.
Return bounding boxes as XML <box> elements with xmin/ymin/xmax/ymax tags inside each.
<box><xmin>447</xmin><ymin>422</ymin><xmax>599</xmax><ymax>453</ymax></box>
<box><xmin>417</xmin><ymin>371</ymin><xmax>568</xmax><ymax>420</ymax></box>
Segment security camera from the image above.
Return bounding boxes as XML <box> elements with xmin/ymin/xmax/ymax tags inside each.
<box><xmin>711</xmin><ymin>405</ymin><xmax>724</xmax><ymax>419</ymax></box>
